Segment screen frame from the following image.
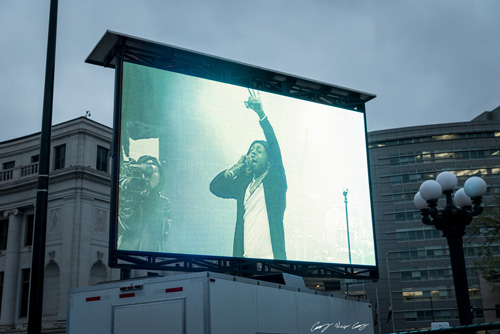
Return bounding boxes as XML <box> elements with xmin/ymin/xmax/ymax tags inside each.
<box><xmin>88</xmin><ymin>31</ymin><xmax>379</xmax><ymax>279</ymax></box>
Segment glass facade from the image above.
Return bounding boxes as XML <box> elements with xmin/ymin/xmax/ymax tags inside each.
<box><xmin>365</xmin><ymin>113</ymin><xmax>500</xmax><ymax>331</ymax></box>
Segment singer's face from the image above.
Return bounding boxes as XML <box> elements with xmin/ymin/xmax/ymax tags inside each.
<box><xmin>248</xmin><ymin>143</ymin><xmax>269</xmax><ymax>176</ymax></box>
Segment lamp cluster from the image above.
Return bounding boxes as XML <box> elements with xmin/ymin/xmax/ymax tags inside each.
<box><xmin>414</xmin><ymin>172</ymin><xmax>487</xmax><ymax>234</ymax></box>
<box><xmin>413</xmin><ymin>171</ymin><xmax>487</xmax><ymax>326</ymax></box>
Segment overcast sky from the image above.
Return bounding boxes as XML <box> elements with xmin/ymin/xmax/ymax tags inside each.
<box><xmin>1</xmin><ymin>0</ymin><xmax>499</xmax><ymax>142</ymax></box>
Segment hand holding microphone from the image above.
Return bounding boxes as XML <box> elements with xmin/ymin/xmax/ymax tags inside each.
<box><xmin>224</xmin><ymin>155</ymin><xmax>249</xmax><ymax>179</ymax></box>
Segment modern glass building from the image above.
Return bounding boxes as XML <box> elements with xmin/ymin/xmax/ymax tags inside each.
<box><xmin>364</xmin><ymin>106</ymin><xmax>500</xmax><ymax>332</ymax></box>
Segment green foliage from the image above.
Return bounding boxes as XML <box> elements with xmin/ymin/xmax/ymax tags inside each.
<box><xmin>467</xmin><ymin>202</ymin><xmax>500</xmax><ymax>290</ymax></box>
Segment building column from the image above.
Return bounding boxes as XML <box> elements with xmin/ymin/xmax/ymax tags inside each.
<box><xmin>0</xmin><ymin>209</ymin><xmax>23</xmax><ymax>325</ymax></box>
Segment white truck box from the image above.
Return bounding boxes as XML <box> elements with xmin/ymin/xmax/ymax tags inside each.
<box><xmin>67</xmin><ymin>271</ymin><xmax>374</xmax><ymax>334</ymax></box>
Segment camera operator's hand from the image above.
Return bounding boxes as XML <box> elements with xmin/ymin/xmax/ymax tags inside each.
<box><xmin>149</xmin><ymin>165</ymin><xmax>160</xmax><ymax>189</ymax></box>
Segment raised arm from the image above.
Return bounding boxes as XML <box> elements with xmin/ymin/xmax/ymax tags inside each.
<box><xmin>246</xmin><ymin>96</ymin><xmax>285</xmax><ymax>174</ymax></box>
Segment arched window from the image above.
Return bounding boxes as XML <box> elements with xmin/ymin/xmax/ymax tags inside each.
<box><xmin>43</xmin><ymin>262</ymin><xmax>60</xmax><ymax>316</ymax></box>
<box><xmin>90</xmin><ymin>262</ymin><xmax>107</xmax><ymax>286</ymax></box>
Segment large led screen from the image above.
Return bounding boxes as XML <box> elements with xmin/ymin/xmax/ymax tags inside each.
<box><xmin>116</xmin><ymin>61</ymin><xmax>375</xmax><ymax>266</ymax></box>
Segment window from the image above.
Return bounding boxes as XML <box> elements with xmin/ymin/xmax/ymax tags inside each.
<box><xmin>0</xmin><ymin>219</ymin><xmax>8</xmax><ymax>250</ymax></box>
<box><xmin>43</xmin><ymin>262</ymin><xmax>60</xmax><ymax>315</ymax></box>
<box><xmin>470</xmin><ymin>150</ymin><xmax>486</xmax><ymax>159</ymax></box>
<box><xmin>90</xmin><ymin>262</ymin><xmax>107</xmax><ymax>285</ymax></box>
<box><xmin>2</xmin><ymin>161</ymin><xmax>15</xmax><ymax>170</ymax></box>
<box><xmin>96</xmin><ymin>146</ymin><xmax>109</xmax><ymax>172</ymax></box>
<box><xmin>0</xmin><ymin>272</ymin><xmax>4</xmax><ymax>315</ymax></box>
<box><xmin>405</xmin><ymin>311</ymin><xmax>417</xmax><ymax>321</ymax></box>
<box><xmin>31</xmin><ymin>155</ymin><xmax>39</xmax><ymax>163</ymax></box>
<box><xmin>1</xmin><ymin>161</ymin><xmax>15</xmax><ymax>181</ymax></box>
<box><xmin>20</xmin><ymin>268</ymin><xmax>30</xmax><ymax>317</ymax></box>
<box><xmin>24</xmin><ymin>214</ymin><xmax>34</xmax><ymax>247</ymax></box>
<box><xmin>54</xmin><ymin>144</ymin><xmax>66</xmax><ymax>170</ymax></box>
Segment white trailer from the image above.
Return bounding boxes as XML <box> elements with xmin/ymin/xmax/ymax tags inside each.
<box><xmin>67</xmin><ymin>271</ymin><xmax>374</xmax><ymax>334</ymax></box>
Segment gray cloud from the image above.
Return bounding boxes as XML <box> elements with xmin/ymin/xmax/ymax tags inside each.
<box><xmin>1</xmin><ymin>0</ymin><xmax>499</xmax><ymax>142</ymax></box>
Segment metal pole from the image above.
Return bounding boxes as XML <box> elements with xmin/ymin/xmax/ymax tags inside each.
<box><xmin>343</xmin><ymin>188</ymin><xmax>351</xmax><ymax>264</ymax></box>
<box><xmin>375</xmin><ymin>286</ymin><xmax>382</xmax><ymax>334</ymax></box>
<box><xmin>442</xmin><ymin>190</ymin><xmax>473</xmax><ymax>326</ymax></box>
<box><xmin>446</xmin><ymin>234</ymin><xmax>473</xmax><ymax>325</ymax></box>
<box><xmin>386</xmin><ymin>254</ymin><xmax>396</xmax><ymax>333</ymax></box>
<box><xmin>108</xmin><ymin>45</ymin><xmax>124</xmax><ymax>267</ymax></box>
<box><xmin>28</xmin><ymin>0</ymin><xmax>58</xmax><ymax>333</ymax></box>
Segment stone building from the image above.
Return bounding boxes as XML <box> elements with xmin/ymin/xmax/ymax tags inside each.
<box><xmin>0</xmin><ymin>117</ymin><xmax>119</xmax><ymax>332</ymax></box>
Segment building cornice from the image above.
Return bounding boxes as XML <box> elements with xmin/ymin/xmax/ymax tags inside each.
<box><xmin>0</xmin><ymin>166</ymin><xmax>111</xmax><ymax>197</ymax></box>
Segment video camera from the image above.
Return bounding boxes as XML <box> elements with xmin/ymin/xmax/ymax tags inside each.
<box><xmin>121</xmin><ymin>159</ymin><xmax>160</xmax><ymax>194</ymax></box>
<box><xmin>124</xmin><ymin>162</ymin><xmax>158</xmax><ymax>179</ymax></box>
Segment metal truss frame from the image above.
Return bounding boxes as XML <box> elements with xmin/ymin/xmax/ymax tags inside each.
<box><xmin>114</xmin><ymin>251</ymin><xmax>378</xmax><ymax>280</ymax></box>
<box><xmin>119</xmin><ymin>45</ymin><xmax>368</xmax><ymax>111</ymax></box>
<box><xmin>91</xmin><ymin>31</ymin><xmax>378</xmax><ymax>280</ymax></box>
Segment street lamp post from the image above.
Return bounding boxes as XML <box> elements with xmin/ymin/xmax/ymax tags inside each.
<box><xmin>414</xmin><ymin>172</ymin><xmax>487</xmax><ymax>326</ymax></box>
<box><xmin>343</xmin><ymin>188</ymin><xmax>352</xmax><ymax>265</ymax></box>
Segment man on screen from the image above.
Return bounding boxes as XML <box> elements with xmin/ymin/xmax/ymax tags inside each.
<box><xmin>210</xmin><ymin>93</ymin><xmax>287</xmax><ymax>260</ymax></box>
<box><xmin>118</xmin><ymin>155</ymin><xmax>171</xmax><ymax>252</ymax></box>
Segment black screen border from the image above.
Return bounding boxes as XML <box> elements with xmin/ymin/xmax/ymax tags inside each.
<box><xmin>94</xmin><ymin>31</ymin><xmax>379</xmax><ymax>279</ymax></box>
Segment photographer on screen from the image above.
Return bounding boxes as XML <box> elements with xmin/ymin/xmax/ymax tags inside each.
<box><xmin>118</xmin><ymin>155</ymin><xmax>171</xmax><ymax>252</ymax></box>
<box><xmin>210</xmin><ymin>92</ymin><xmax>287</xmax><ymax>260</ymax></box>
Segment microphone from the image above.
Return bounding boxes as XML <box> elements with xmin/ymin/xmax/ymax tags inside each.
<box><xmin>226</xmin><ymin>160</ymin><xmax>247</xmax><ymax>179</ymax></box>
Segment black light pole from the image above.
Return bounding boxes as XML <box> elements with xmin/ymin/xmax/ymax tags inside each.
<box><xmin>414</xmin><ymin>172</ymin><xmax>487</xmax><ymax>326</ymax></box>
<box><xmin>343</xmin><ymin>188</ymin><xmax>352</xmax><ymax>264</ymax></box>
<box><xmin>28</xmin><ymin>0</ymin><xmax>58</xmax><ymax>333</ymax></box>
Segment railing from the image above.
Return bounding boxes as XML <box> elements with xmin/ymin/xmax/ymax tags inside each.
<box><xmin>390</xmin><ymin>321</ymin><xmax>500</xmax><ymax>334</ymax></box>
<box><xmin>0</xmin><ymin>163</ymin><xmax>39</xmax><ymax>183</ymax></box>
<box><xmin>0</xmin><ymin>169</ymin><xmax>13</xmax><ymax>181</ymax></box>
<box><xmin>21</xmin><ymin>163</ymin><xmax>39</xmax><ymax>177</ymax></box>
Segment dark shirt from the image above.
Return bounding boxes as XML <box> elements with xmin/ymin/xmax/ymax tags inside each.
<box><xmin>118</xmin><ymin>164</ymin><xmax>171</xmax><ymax>252</ymax></box>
